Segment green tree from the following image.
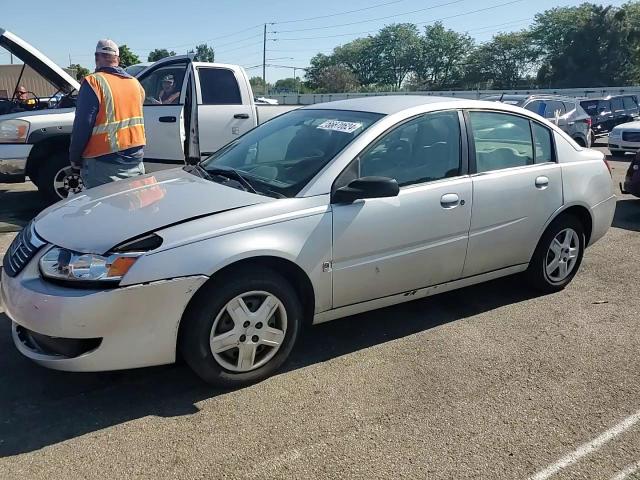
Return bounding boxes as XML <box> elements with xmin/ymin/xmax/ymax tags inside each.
<box><xmin>273</xmin><ymin>77</ymin><xmax>299</xmax><ymax>92</ymax></box>
<box><xmin>190</xmin><ymin>43</ymin><xmax>215</xmax><ymax>62</ymax></box>
<box><xmin>249</xmin><ymin>76</ymin><xmax>266</xmax><ymax>91</ymax></box>
<box><xmin>334</xmin><ymin>37</ymin><xmax>380</xmax><ymax>87</ymax></box>
<box><xmin>314</xmin><ymin>64</ymin><xmax>360</xmax><ymax>93</ymax></box>
<box><xmin>464</xmin><ymin>31</ymin><xmax>538</xmax><ymax>89</ymax></box>
<box><xmin>69</xmin><ymin>63</ymin><xmax>90</xmax><ymax>81</ymax></box>
<box><xmin>414</xmin><ymin>22</ymin><xmax>474</xmax><ymax>90</ymax></box>
<box><xmin>531</xmin><ymin>4</ymin><xmax>636</xmax><ymax>87</ymax></box>
<box><xmin>304</xmin><ymin>53</ymin><xmax>337</xmax><ymax>91</ymax></box>
<box><xmin>148</xmin><ymin>48</ymin><xmax>176</xmax><ymax>62</ymax></box>
<box><xmin>118</xmin><ymin>45</ymin><xmax>140</xmax><ymax>68</ymax></box>
<box><xmin>374</xmin><ymin>24</ymin><xmax>421</xmax><ymax>89</ymax></box>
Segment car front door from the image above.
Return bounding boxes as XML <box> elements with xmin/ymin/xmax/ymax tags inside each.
<box><xmin>195</xmin><ymin>67</ymin><xmax>255</xmax><ymax>157</ymax></box>
<box><xmin>138</xmin><ymin>58</ymin><xmax>193</xmax><ymax>165</ymax></box>
<box><xmin>331</xmin><ymin>110</ymin><xmax>472</xmax><ymax>308</ymax></box>
<box><xmin>462</xmin><ymin>110</ymin><xmax>563</xmax><ymax>277</ymax></box>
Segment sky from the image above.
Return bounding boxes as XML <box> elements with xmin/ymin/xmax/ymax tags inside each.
<box><xmin>0</xmin><ymin>0</ymin><xmax>630</xmax><ymax>83</ymax></box>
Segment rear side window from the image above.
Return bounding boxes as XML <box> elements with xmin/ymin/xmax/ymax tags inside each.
<box><xmin>623</xmin><ymin>96</ymin><xmax>638</xmax><ymax>110</ymax></box>
<box><xmin>198</xmin><ymin>68</ymin><xmax>242</xmax><ymax>105</ymax></box>
<box><xmin>563</xmin><ymin>102</ymin><xmax>576</xmax><ymax>112</ymax></box>
<box><xmin>611</xmin><ymin>97</ymin><xmax>624</xmax><ymax>112</ymax></box>
<box><xmin>532</xmin><ymin>123</ymin><xmax>554</xmax><ymax>163</ymax></box>
<box><xmin>468</xmin><ymin>111</ymin><xmax>534</xmax><ymax>173</ymax></box>
<box><xmin>525</xmin><ymin>100</ymin><xmax>545</xmax><ymax>116</ymax></box>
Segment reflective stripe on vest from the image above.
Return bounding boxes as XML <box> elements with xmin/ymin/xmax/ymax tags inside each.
<box><xmin>82</xmin><ymin>72</ymin><xmax>146</xmax><ymax>159</ymax></box>
<box><xmin>91</xmin><ymin>73</ymin><xmax>119</xmax><ymax>152</ymax></box>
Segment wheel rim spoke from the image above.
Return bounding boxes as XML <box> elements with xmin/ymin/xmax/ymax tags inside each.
<box><xmin>254</xmin><ymin>295</ymin><xmax>279</xmax><ymax>324</ymax></box>
<box><xmin>237</xmin><ymin>343</ymin><xmax>257</xmax><ymax>370</ymax></box>
<box><xmin>226</xmin><ymin>297</ymin><xmax>251</xmax><ymax>327</ymax></box>
<box><xmin>210</xmin><ymin>330</ymin><xmax>239</xmax><ymax>354</ymax></box>
<box><xmin>558</xmin><ymin>261</ymin><xmax>568</xmax><ymax>279</ymax></box>
<box><xmin>546</xmin><ymin>256</ymin><xmax>560</xmax><ymax>276</ymax></box>
<box><xmin>551</xmin><ymin>238</ymin><xmax>563</xmax><ymax>257</ymax></box>
<box><xmin>260</xmin><ymin>326</ymin><xmax>285</xmax><ymax>348</ymax></box>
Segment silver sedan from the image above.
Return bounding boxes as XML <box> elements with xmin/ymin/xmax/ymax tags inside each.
<box><xmin>1</xmin><ymin>96</ymin><xmax>616</xmax><ymax>386</ymax></box>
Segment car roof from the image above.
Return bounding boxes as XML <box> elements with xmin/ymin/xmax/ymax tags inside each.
<box><xmin>302</xmin><ymin>95</ymin><xmax>466</xmax><ymax>115</ymax></box>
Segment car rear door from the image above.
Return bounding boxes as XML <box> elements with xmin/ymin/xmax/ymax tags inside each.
<box><xmin>331</xmin><ymin>110</ymin><xmax>472</xmax><ymax>307</ymax></box>
<box><xmin>462</xmin><ymin>110</ymin><xmax>563</xmax><ymax>277</ymax></box>
<box><xmin>137</xmin><ymin>57</ymin><xmax>193</xmax><ymax>165</ymax></box>
<box><xmin>195</xmin><ymin>66</ymin><xmax>257</xmax><ymax>157</ymax></box>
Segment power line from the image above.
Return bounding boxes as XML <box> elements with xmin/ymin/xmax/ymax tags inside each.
<box><xmin>272</xmin><ymin>0</ymin><xmax>526</xmax><ymax>41</ymax></box>
<box><xmin>270</xmin><ymin>0</ymin><xmax>410</xmax><ymax>25</ymax></box>
<box><xmin>216</xmin><ymin>40</ymin><xmax>265</xmax><ymax>56</ymax></box>
<box><xmin>271</xmin><ymin>0</ymin><xmax>469</xmax><ymax>34</ymax></box>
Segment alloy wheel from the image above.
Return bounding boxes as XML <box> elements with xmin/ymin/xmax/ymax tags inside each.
<box><xmin>545</xmin><ymin>228</ymin><xmax>580</xmax><ymax>283</ymax></box>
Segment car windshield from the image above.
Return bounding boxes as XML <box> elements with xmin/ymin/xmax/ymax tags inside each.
<box><xmin>200</xmin><ymin>109</ymin><xmax>383</xmax><ymax>197</ymax></box>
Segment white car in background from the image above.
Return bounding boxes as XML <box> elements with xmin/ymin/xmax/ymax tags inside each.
<box><xmin>1</xmin><ymin>97</ymin><xmax>615</xmax><ymax>387</ymax></box>
<box><xmin>608</xmin><ymin>121</ymin><xmax>640</xmax><ymax>157</ymax></box>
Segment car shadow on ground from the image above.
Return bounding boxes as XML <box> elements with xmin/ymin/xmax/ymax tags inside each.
<box><xmin>0</xmin><ymin>185</ymin><xmax>49</xmax><ymax>233</ymax></box>
<box><xmin>0</xmin><ymin>275</ymin><xmax>539</xmax><ymax>457</ymax></box>
<box><xmin>613</xmin><ymin>198</ymin><xmax>640</xmax><ymax>232</ymax></box>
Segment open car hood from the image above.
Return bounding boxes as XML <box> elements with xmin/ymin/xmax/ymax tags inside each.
<box><xmin>0</xmin><ymin>28</ymin><xmax>80</xmax><ymax>95</ymax></box>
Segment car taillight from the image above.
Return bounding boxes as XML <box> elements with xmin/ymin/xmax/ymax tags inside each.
<box><xmin>585</xmin><ymin>117</ymin><xmax>592</xmax><ymax>128</ymax></box>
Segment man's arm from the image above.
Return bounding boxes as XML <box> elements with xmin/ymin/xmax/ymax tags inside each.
<box><xmin>69</xmin><ymin>82</ymin><xmax>99</xmax><ymax>168</ymax></box>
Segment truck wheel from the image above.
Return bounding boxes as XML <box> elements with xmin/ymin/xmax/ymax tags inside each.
<box><xmin>179</xmin><ymin>266</ymin><xmax>302</xmax><ymax>387</ymax></box>
<box><xmin>39</xmin><ymin>151</ymin><xmax>84</xmax><ymax>202</ymax></box>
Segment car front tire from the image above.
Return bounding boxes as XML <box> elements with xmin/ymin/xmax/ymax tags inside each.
<box><xmin>527</xmin><ymin>215</ymin><xmax>585</xmax><ymax>293</ymax></box>
<box><xmin>179</xmin><ymin>266</ymin><xmax>302</xmax><ymax>387</ymax></box>
<box><xmin>39</xmin><ymin>151</ymin><xmax>84</xmax><ymax>202</ymax></box>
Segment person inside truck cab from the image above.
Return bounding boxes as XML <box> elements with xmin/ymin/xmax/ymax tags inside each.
<box><xmin>158</xmin><ymin>75</ymin><xmax>180</xmax><ymax>104</ymax></box>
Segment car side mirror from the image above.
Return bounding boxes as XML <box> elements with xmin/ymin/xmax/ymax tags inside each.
<box><xmin>332</xmin><ymin>176</ymin><xmax>399</xmax><ymax>204</ymax></box>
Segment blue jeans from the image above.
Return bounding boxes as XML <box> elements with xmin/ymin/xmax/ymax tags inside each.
<box><xmin>81</xmin><ymin>147</ymin><xmax>145</xmax><ymax>189</ymax></box>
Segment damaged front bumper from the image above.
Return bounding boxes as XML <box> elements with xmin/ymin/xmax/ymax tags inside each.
<box><xmin>1</xmin><ymin>249</ymin><xmax>208</xmax><ymax>372</ymax></box>
<box><xmin>0</xmin><ymin>144</ymin><xmax>31</xmax><ymax>182</ymax></box>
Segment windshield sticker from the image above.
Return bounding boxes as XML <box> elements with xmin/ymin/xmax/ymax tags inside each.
<box><xmin>317</xmin><ymin>120</ymin><xmax>363</xmax><ymax>134</ymax></box>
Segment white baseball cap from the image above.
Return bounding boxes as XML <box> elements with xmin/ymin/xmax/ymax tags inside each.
<box><xmin>95</xmin><ymin>39</ymin><xmax>119</xmax><ymax>56</ymax></box>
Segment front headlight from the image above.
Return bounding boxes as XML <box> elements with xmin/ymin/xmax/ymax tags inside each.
<box><xmin>0</xmin><ymin>119</ymin><xmax>30</xmax><ymax>143</ymax></box>
<box><xmin>609</xmin><ymin>129</ymin><xmax>622</xmax><ymax>139</ymax></box>
<box><xmin>39</xmin><ymin>247</ymin><xmax>140</xmax><ymax>284</ymax></box>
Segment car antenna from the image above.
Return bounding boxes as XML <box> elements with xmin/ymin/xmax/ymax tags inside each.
<box><xmin>499</xmin><ymin>93</ymin><xmax>505</xmax><ymax>102</ymax></box>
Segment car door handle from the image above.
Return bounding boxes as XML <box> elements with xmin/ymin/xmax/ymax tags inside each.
<box><xmin>159</xmin><ymin>116</ymin><xmax>177</xmax><ymax>123</ymax></box>
<box><xmin>234</xmin><ymin>113</ymin><xmax>250</xmax><ymax>119</ymax></box>
<box><xmin>440</xmin><ymin>193</ymin><xmax>460</xmax><ymax>209</ymax></box>
<box><xmin>535</xmin><ymin>176</ymin><xmax>549</xmax><ymax>189</ymax></box>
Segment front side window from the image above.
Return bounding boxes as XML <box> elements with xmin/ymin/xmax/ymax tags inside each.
<box><xmin>139</xmin><ymin>62</ymin><xmax>188</xmax><ymax>105</ymax></box>
<box><xmin>201</xmin><ymin>109</ymin><xmax>383</xmax><ymax>197</ymax></box>
<box><xmin>353</xmin><ymin>110</ymin><xmax>462</xmax><ymax>188</ymax></box>
<box><xmin>469</xmin><ymin>111</ymin><xmax>534</xmax><ymax>173</ymax></box>
<box><xmin>198</xmin><ymin>68</ymin><xmax>242</xmax><ymax>105</ymax></box>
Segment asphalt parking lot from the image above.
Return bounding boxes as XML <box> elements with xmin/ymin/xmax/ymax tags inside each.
<box><xmin>0</xmin><ymin>142</ymin><xmax>639</xmax><ymax>479</ymax></box>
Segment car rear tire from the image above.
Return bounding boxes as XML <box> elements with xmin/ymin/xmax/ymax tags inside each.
<box><xmin>611</xmin><ymin>150</ymin><xmax>627</xmax><ymax>158</ymax></box>
<box><xmin>526</xmin><ymin>215</ymin><xmax>585</xmax><ymax>293</ymax></box>
<box><xmin>39</xmin><ymin>151</ymin><xmax>84</xmax><ymax>202</ymax></box>
<box><xmin>179</xmin><ymin>267</ymin><xmax>302</xmax><ymax>387</ymax></box>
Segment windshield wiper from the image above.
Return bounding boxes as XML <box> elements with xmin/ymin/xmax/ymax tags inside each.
<box><xmin>204</xmin><ymin>166</ymin><xmax>258</xmax><ymax>195</ymax></box>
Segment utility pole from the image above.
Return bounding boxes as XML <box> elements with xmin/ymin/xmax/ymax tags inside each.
<box><xmin>293</xmin><ymin>67</ymin><xmax>298</xmax><ymax>95</ymax></box>
<box><xmin>10</xmin><ymin>53</ymin><xmax>13</xmax><ymax>64</ymax></box>
<box><xmin>68</xmin><ymin>53</ymin><xmax>72</xmax><ymax>67</ymax></box>
<box><xmin>262</xmin><ymin>24</ymin><xmax>267</xmax><ymax>96</ymax></box>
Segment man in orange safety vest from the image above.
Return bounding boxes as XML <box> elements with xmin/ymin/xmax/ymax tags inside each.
<box><xmin>69</xmin><ymin>39</ymin><xmax>146</xmax><ymax>189</ymax></box>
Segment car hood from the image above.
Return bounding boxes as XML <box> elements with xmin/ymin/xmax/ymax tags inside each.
<box><xmin>0</xmin><ymin>28</ymin><xmax>80</xmax><ymax>95</ymax></box>
<box><xmin>34</xmin><ymin>168</ymin><xmax>273</xmax><ymax>254</ymax></box>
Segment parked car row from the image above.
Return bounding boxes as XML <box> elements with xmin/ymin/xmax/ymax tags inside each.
<box><xmin>485</xmin><ymin>94</ymin><xmax>593</xmax><ymax>148</ymax></box>
<box><xmin>486</xmin><ymin>94</ymin><xmax>640</xmax><ymax>153</ymax></box>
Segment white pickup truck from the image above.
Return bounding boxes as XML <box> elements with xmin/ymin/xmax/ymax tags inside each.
<box><xmin>0</xmin><ymin>28</ymin><xmax>297</xmax><ymax>200</ymax></box>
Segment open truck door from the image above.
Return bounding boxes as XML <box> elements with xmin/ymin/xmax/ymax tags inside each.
<box><xmin>137</xmin><ymin>56</ymin><xmax>196</xmax><ymax>167</ymax></box>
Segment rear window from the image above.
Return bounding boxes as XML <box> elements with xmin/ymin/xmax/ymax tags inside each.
<box><xmin>198</xmin><ymin>68</ymin><xmax>242</xmax><ymax>105</ymax></box>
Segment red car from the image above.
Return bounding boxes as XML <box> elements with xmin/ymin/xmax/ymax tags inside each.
<box><xmin>621</xmin><ymin>153</ymin><xmax>640</xmax><ymax>198</ymax></box>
